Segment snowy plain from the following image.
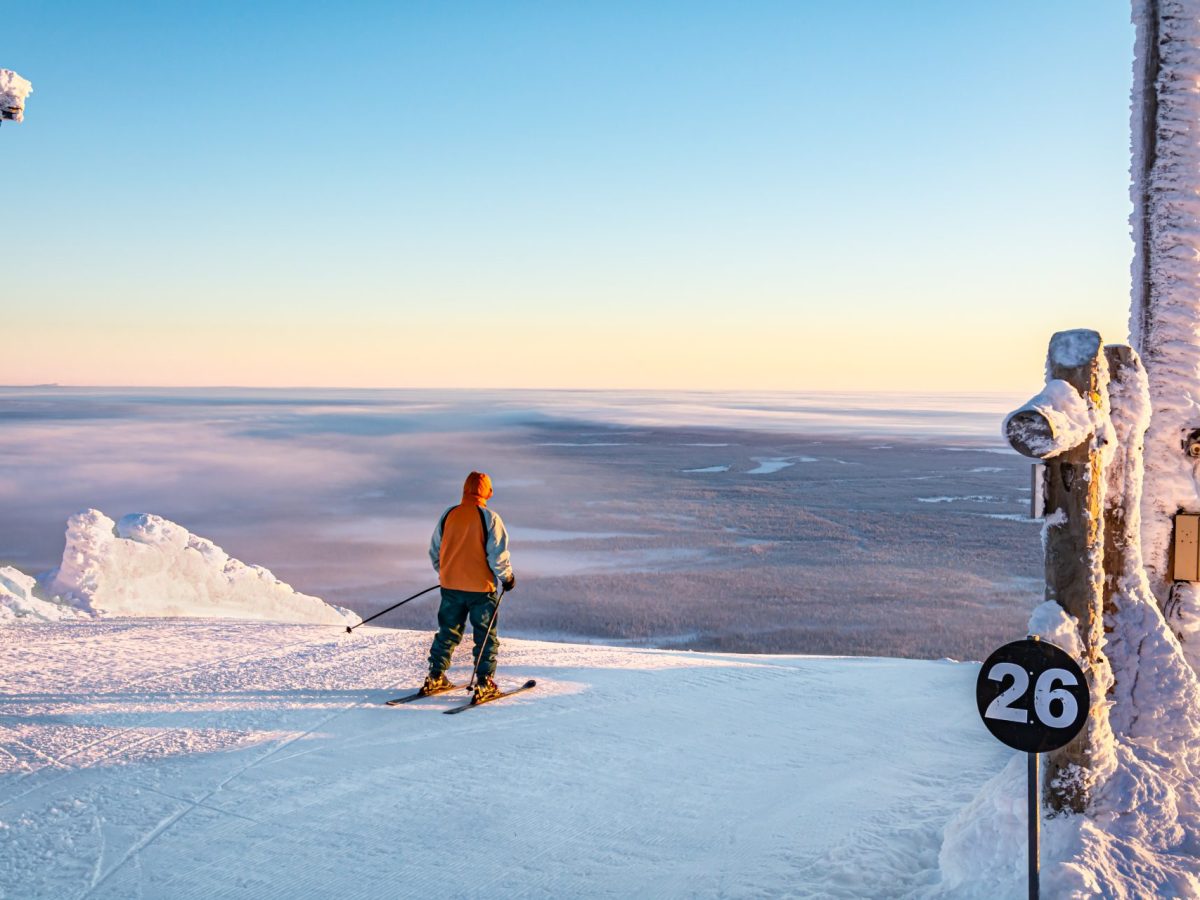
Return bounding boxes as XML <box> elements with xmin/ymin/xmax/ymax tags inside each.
<box><xmin>0</xmin><ymin>387</ymin><xmax>1040</xmax><ymax>660</ymax></box>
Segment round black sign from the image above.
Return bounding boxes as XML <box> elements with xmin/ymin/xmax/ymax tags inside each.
<box><xmin>975</xmin><ymin>638</ymin><xmax>1090</xmax><ymax>753</ymax></box>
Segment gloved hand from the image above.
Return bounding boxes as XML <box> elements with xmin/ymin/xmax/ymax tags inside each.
<box><xmin>502</xmin><ymin>575</ymin><xmax>516</xmax><ymax>592</ymax></box>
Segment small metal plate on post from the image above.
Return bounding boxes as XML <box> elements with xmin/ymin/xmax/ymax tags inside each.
<box><xmin>1173</xmin><ymin>514</ymin><xmax>1200</xmax><ymax>582</ymax></box>
<box><xmin>1030</xmin><ymin>464</ymin><xmax>1045</xmax><ymax>520</ymax></box>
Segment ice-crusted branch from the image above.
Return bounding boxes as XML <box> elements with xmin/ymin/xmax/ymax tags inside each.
<box><xmin>1004</xmin><ymin>380</ymin><xmax>1094</xmax><ymax>459</ymax></box>
<box><xmin>0</xmin><ymin>69</ymin><xmax>32</xmax><ymax>122</ymax></box>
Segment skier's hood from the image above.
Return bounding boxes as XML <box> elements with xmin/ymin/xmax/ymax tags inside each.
<box><xmin>462</xmin><ymin>471</ymin><xmax>493</xmax><ymax>507</ymax></box>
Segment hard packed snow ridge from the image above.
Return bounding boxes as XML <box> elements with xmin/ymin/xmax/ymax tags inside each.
<box><xmin>42</xmin><ymin>509</ymin><xmax>359</xmax><ymax>626</ymax></box>
<box><xmin>0</xmin><ymin>565</ymin><xmax>84</xmax><ymax>623</ymax></box>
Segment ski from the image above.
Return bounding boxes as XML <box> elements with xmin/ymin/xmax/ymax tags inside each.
<box><xmin>385</xmin><ymin>682</ymin><xmax>459</xmax><ymax>706</ymax></box>
<box><xmin>444</xmin><ymin>679</ymin><xmax>537</xmax><ymax>715</ymax></box>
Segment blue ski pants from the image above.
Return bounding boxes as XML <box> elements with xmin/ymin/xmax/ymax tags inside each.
<box><xmin>427</xmin><ymin>587</ymin><xmax>500</xmax><ymax>679</ymax></box>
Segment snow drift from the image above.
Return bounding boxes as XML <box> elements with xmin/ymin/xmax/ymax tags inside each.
<box><xmin>40</xmin><ymin>509</ymin><xmax>358</xmax><ymax>626</ymax></box>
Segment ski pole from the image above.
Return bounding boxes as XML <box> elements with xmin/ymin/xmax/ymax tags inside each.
<box><xmin>467</xmin><ymin>586</ymin><xmax>505</xmax><ymax>690</ymax></box>
<box><xmin>346</xmin><ymin>584</ymin><xmax>439</xmax><ymax>634</ymax></box>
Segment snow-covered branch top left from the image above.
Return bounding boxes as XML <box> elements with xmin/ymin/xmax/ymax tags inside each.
<box><xmin>0</xmin><ymin>69</ymin><xmax>33</xmax><ymax>123</ymax></box>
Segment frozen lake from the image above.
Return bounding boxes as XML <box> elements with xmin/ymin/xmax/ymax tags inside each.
<box><xmin>0</xmin><ymin>387</ymin><xmax>1039</xmax><ymax>659</ymax></box>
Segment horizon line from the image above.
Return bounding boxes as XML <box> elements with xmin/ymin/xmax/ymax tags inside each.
<box><xmin>0</xmin><ymin>383</ymin><xmax>1029</xmax><ymax>397</ymax></box>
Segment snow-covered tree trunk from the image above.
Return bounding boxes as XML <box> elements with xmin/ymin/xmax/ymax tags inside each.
<box><xmin>1132</xmin><ymin>0</ymin><xmax>1200</xmax><ymax>670</ymax></box>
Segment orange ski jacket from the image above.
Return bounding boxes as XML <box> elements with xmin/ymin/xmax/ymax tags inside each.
<box><xmin>428</xmin><ymin>472</ymin><xmax>513</xmax><ymax>593</ymax></box>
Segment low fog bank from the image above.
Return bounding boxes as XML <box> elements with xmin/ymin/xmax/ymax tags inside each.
<box><xmin>0</xmin><ymin>387</ymin><xmax>1038</xmax><ymax>659</ymax></box>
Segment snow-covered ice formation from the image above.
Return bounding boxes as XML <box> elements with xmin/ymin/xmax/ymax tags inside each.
<box><xmin>1131</xmin><ymin>0</ymin><xmax>1200</xmax><ymax>667</ymax></box>
<box><xmin>0</xmin><ymin>69</ymin><xmax>32</xmax><ymax>121</ymax></box>
<box><xmin>0</xmin><ymin>566</ymin><xmax>83</xmax><ymax>623</ymax></box>
<box><xmin>40</xmin><ymin>509</ymin><xmax>358</xmax><ymax>626</ymax></box>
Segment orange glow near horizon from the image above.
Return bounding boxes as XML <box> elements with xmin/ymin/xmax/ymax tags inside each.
<box><xmin>2</xmin><ymin>304</ymin><xmax>1130</xmax><ymax>393</ymax></box>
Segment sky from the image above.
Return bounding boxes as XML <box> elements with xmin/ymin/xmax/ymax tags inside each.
<box><xmin>2</xmin><ymin>1</ymin><xmax>1134</xmax><ymax>391</ymax></box>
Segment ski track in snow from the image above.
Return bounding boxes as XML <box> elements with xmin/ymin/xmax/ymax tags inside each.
<box><xmin>0</xmin><ymin>620</ymin><xmax>1007</xmax><ymax>899</ymax></box>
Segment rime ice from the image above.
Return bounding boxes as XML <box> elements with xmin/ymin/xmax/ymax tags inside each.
<box><xmin>0</xmin><ymin>69</ymin><xmax>32</xmax><ymax>122</ymax></box>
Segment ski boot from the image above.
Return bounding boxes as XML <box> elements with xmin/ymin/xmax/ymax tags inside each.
<box><xmin>472</xmin><ymin>675</ymin><xmax>501</xmax><ymax>704</ymax></box>
<box><xmin>421</xmin><ymin>672</ymin><xmax>453</xmax><ymax>695</ymax></box>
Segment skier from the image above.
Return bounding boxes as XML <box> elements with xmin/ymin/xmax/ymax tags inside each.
<box><xmin>423</xmin><ymin>471</ymin><xmax>515</xmax><ymax>703</ymax></box>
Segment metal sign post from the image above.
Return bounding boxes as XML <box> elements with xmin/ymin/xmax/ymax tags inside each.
<box><xmin>975</xmin><ymin>636</ymin><xmax>1090</xmax><ymax>900</ymax></box>
<box><xmin>1028</xmin><ymin>750</ymin><xmax>1039</xmax><ymax>900</ymax></box>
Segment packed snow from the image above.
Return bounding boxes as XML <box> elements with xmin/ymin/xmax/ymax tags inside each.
<box><xmin>25</xmin><ymin>510</ymin><xmax>359</xmax><ymax>627</ymax></box>
<box><xmin>0</xmin><ymin>619</ymin><xmax>1013</xmax><ymax>899</ymax></box>
<box><xmin>0</xmin><ymin>69</ymin><xmax>31</xmax><ymax>121</ymax></box>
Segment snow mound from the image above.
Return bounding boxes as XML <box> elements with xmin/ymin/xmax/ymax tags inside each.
<box><xmin>43</xmin><ymin>509</ymin><xmax>359</xmax><ymax>626</ymax></box>
<box><xmin>0</xmin><ymin>69</ymin><xmax>32</xmax><ymax>122</ymax></box>
<box><xmin>0</xmin><ymin>565</ymin><xmax>85</xmax><ymax>623</ymax></box>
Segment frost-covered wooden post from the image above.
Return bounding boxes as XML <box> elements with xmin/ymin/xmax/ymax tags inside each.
<box><xmin>1132</xmin><ymin>0</ymin><xmax>1200</xmax><ymax>671</ymax></box>
<box><xmin>1004</xmin><ymin>329</ymin><xmax>1110</xmax><ymax>812</ymax></box>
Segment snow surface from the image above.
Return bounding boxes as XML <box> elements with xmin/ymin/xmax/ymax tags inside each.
<box><xmin>38</xmin><ymin>510</ymin><xmax>358</xmax><ymax>627</ymax></box>
<box><xmin>0</xmin><ymin>619</ymin><xmax>1016</xmax><ymax>899</ymax></box>
<box><xmin>0</xmin><ymin>69</ymin><xmax>31</xmax><ymax>121</ymax></box>
<box><xmin>4</xmin><ymin>616</ymin><xmax>1193</xmax><ymax>898</ymax></box>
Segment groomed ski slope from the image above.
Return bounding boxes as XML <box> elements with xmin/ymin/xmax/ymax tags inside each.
<box><xmin>0</xmin><ymin>620</ymin><xmax>1008</xmax><ymax>899</ymax></box>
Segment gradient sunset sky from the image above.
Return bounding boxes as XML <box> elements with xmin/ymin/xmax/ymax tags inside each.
<box><xmin>4</xmin><ymin>1</ymin><xmax>1132</xmax><ymax>391</ymax></box>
